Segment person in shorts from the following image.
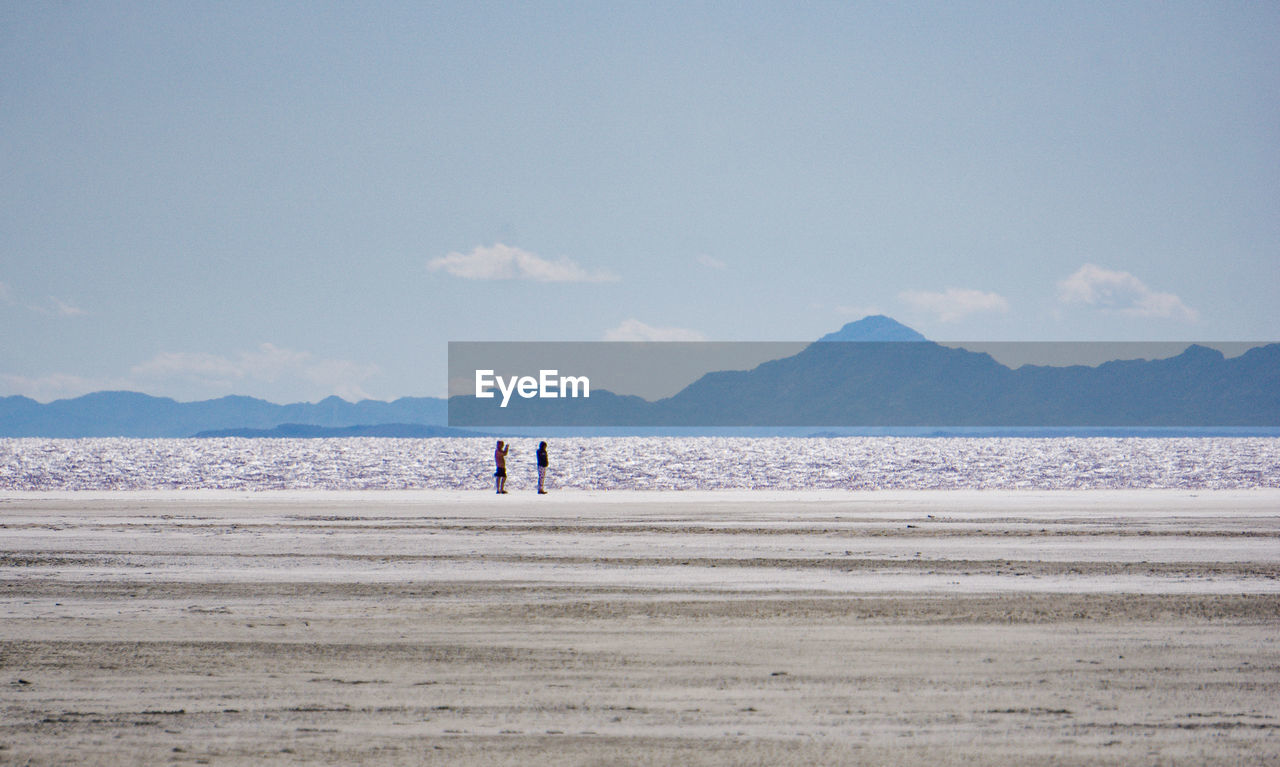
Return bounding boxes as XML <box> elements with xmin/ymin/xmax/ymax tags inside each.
<box><xmin>494</xmin><ymin>440</ymin><xmax>509</xmax><ymax>494</ymax></box>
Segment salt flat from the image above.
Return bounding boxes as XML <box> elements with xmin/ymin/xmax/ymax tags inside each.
<box><xmin>2</xmin><ymin>490</ymin><xmax>1278</xmax><ymax>765</ymax></box>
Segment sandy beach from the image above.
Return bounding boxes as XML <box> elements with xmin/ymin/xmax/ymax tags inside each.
<box><xmin>2</xmin><ymin>489</ymin><xmax>1278</xmax><ymax>765</ymax></box>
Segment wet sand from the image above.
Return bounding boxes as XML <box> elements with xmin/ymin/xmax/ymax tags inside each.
<box><xmin>2</xmin><ymin>490</ymin><xmax>1278</xmax><ymax>765</ymax></box>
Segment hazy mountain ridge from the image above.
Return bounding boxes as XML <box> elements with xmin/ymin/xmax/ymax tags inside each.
<box><xmin>0</xmin><ymin>391</ymin><xmax>449</xmax><ymax>438</ymax></box>
<box><xmin>816</xmin><ymin>315</ymin><xmax>929</xmax><ymax>343</ymax></box>
<box><xmin>450</xmin><ymin>318</ymin><xmax>1280</xmax><ymax>427</ymax></box>
<box><xmin>6</xmin><ymin>317</ymin><xmax>1279</xmax><ymax>435</ymax></box>
<box><xmin>652</xmin><ymin>341</ymin><xmax>1280</xmax><ymax>426</ymax></box>
<box><xmin>192</xmin><ymin>423</ymin><xmax>483</xmax><ymax>439</ymax></box>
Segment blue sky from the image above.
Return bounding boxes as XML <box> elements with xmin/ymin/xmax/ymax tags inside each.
<box><xmin>3</xmin><ymin>1</ymin><xmax>1277</xmax><ymax>402</ymax></box>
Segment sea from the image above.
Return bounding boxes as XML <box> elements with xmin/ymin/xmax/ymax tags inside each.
<box><xmin>2</xmin><ymin>437</ymin><xmax>1277</xmax><ymax>491</ymax></box>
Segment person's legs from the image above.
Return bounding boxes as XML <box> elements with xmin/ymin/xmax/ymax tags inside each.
<box><xmin>537</xmin><ymin>466</ymin><xmax>546</xmax><ymax>493</ymax></box>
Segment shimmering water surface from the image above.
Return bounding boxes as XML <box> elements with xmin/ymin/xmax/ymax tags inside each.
<box><xmin>2</xmin><ymin>437</ymin><xmax>1277</xmax><ymax>491</ymax></box>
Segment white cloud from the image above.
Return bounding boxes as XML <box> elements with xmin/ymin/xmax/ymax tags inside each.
<box><xmin>898</xmin><ymin>287</ymin><xmax>1010</xmax><ymax>323</ymax></box>
<box><xmin>428</xmin><ymin>243</ymin><xmax>618</xmax><ymax>283</ymax></box>
<box><xmin>297</xmin><ymin>358</ymin><xmax>382</xmax><ymax>402</ymax></box>
<box><xmin>2</xmin><ymin>343</ymin><xmax>380</xmax><ymax>403</ymax></box>
<box><xmin>130</xmin><ymin>352</ymin><xmax>243</xmax><ymax>383</ymax></box>
<box><xmin>0</xmin><ymin>280</ymin><xmax>85</xmax><ymax>316</ymax></box>
<box><xmin>1057</xmin><ymin>264</ymin><xmax>1198</xmax><ymax>321</ymax></box>
<box><xmin>0</xmin><ymin>372</ymin><xmax>127</xmax><ymax>402</ymax></box>
<box><xmin>130</xmin><ymin>343</ymin><xmax>380</xmax><ymax>401</ymax></box>
<box><xmin>48</xmin><ymin>297</ymin><xmax>86</xmax><ymax>316</ymax></box>
<box><xmin>835</xmin><ymin>304</ymin><xmax>883</xmax><ymax>318</ymax></box>
<box><xmin>603</xmin><ymin>318</ymin><xmax>707</xmax><ymax>342</ymax></box>
<box><xmin>696</xmin><ymin>254</ymin><xmax>727</xmax><ymax>270</ymax></box>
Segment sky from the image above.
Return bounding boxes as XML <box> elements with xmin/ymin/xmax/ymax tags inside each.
<box><xmin>2</xmin><ymin>1</ymin><xmax>1277</xmax><ymax>403</ymax></box>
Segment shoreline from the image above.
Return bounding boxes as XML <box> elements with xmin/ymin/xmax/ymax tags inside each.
<box><xmin>6</xmin><ymin>485</ymin><xmax>1280</xmax><ymax>500</ymax></box>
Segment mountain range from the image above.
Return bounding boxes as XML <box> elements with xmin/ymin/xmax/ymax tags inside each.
<box><xmin>4</xmin><ymin>317</ymin><xmax>1277</xmax><ymax>436</ymax></box>
<box><xmin>450</xmin><ymin>317</ymin><xmax>1280</xmax><ymax>427</ymax></box>
<box><xmin>0</xmin><ymin>391</ymin><xmax>447</xmax><ymax>438</ymax></box>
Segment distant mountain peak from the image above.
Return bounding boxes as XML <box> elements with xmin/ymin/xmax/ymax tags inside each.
<box><xmin>817</xmin><ymin>315</ymin><xmax>928</xmax><ymax>343</ymax></box>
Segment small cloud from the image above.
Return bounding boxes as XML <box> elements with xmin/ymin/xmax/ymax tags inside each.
<box><xmin>0</xmin><ymin>372</ymin><xmax>125</xmax><ymax>402</ymax></box>
<box><xmin>428</xmin><ymin>243</ymin><xmax>618</xmax><ymax>283</ymax></box>
<box><xmin>296</xmin><ymin>357</ymin><xmax>381</xmax><ymax>402</ymax></box>
<box><xmin>1057</xmin><ymin>264</ymin><xmax>1198</xmax><ymax>321</ymax></box>
<box><xmin>0</xmin><ymin>280</ymin><xmax>85</xmax><ymax>316</ymax></box>
<box><xmin>604</xmin><ymin>319</ymin><xmax>707</xmax><ymax>342</ymax></box>
<box><xmin>696</xmin><ymin>254</ymin><xmax>727</xmax><ymax>270</ymax></box>
<box><xmin>130</xmin><ymin>343</ymin><xmax>380</xmax><ymax>401</ymax></box>
<box><xmin>4</xmin><ymin>344</ymin><xmax>380</xmax><ymax>403</ymax></box>
<box><xmin>835</xmin><ymin>304</ymin><xmax>883</xmax><ymax>318</ymax></box>
<box><xmin>129</xmin><ymin>351</ymin><xmax>246</xmax><ymax>389</ymax></box>
<box><xmin>898</xmin><ymin>287</ymin><xmax>1010</xmax><ymax>323</ymax></box>
<box><xmin>48</xmin><ymin>297</ymin><xmax>86</xmax><ymax>317</ymax></box>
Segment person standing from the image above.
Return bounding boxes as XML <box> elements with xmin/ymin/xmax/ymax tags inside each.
<box><xmin>494</xmin><ymin>440</ymin><xmax>509</xmax><ymax>494</ymax></box>
<box><xmin>536</xmin><ymin>441</ymin><xmax>549</xmax><ymax>494</ymax></box>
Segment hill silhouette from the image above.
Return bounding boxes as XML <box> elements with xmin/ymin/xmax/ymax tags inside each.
<box><xmin>0</xmin><ymin>392</ymin><xmax>448</xmax><ymax>438</ymax></box>
<box><xmin>449</xmin><ymin>319</ymin><xmax>1280</xmax><ymax>427</ymax></box>
<box><xmin>6</xmin><ymin>318</ymin><xmax>1278</xmax><ymax>435</ymax></box>
<box><xmin>816</xmin><ymin>315</ymin><xmax>928</xmax><ymax>343</ymax></box>
<box><xmin>193</xmin><ymin>423</ymin><xmax>484</xmax><ymax>438</ymax></box>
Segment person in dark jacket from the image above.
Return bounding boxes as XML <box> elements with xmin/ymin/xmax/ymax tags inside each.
<box><xmin>535</xmin><ymin>441</ymin><xmax>549</xmax><ymax>494</ymax></box>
